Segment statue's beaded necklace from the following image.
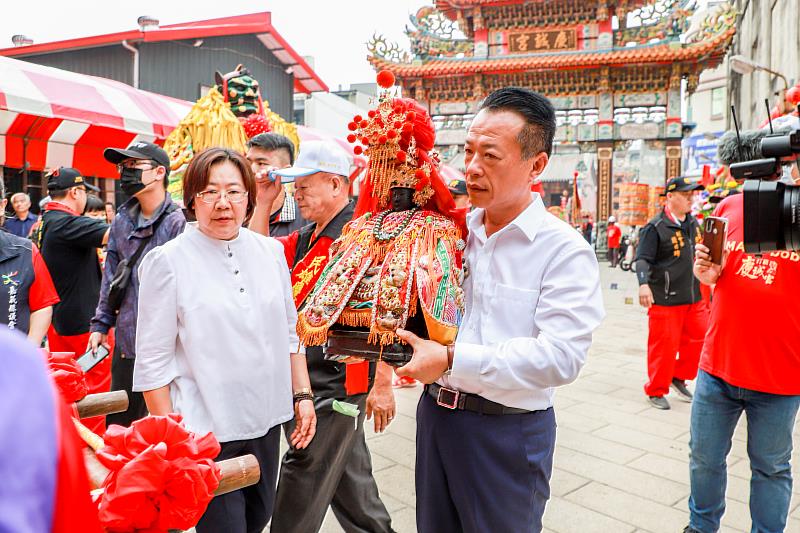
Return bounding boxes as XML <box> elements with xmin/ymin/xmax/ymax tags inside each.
<box><xmin>371</xmin><ymin>208</ymin><xmax>418</xmax><ymax>241</ymax></box>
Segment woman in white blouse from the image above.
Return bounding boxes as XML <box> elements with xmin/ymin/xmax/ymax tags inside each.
<box><xmin>134</xmin><ymin>147</ymin><xmax>315</xmax><ymax>533</ymax></box>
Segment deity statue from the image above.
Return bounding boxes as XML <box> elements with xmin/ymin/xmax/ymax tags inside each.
<box><xmin>163</xmin><ymin>64</ymin><xmax>299</xmax><ymax>204</ymax></box>
<box><xmin>296</xmin><ymin>72</ymin><xmax>466</xmax><ymax>365</ymax></box>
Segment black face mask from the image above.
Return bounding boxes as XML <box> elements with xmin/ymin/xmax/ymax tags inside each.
<box><xmin>120</xmin><ymin>167</ymin><xmax>145</xmax><ymax>196</ymax></box>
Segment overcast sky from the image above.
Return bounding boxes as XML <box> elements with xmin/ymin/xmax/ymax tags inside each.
<box><xmin>0</xmin><ymin>0</ymin><xmax>427</xmax><ymax>91</ymax></box>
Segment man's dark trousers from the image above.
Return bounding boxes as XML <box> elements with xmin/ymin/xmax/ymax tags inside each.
<box><xmin>196</xmin><ymin>425</ymin><xmax>282</xmax><ymax>533</ymax></box>
<box><xmin>106</xmin><ymin>345</ymin><xmax>148</xmax><ymax>427</ymax></box>
<box><xmin>272</xmin><ymin>394</ymin><xmax>393</xmax><ymax>533</ymax></box>
<box><xmin>416</xmin><ymin>392</ymin><xmax>556</xmax><ymax>533</ymax></box>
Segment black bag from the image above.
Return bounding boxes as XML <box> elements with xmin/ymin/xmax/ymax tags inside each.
<box><xmin>107</xmin><ymin>212</ymin><xmax>171</xmax><ymax>314</ymax></box>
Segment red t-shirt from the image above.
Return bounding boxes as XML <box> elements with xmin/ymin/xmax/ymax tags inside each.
<box><xmin>607</xmin><ymin>224</ymin><xmax>622</xmax><ymax>249</ymax></box>
<box><xmin>30</xmin><ymin>244</ymin><xmax>60</xmax><ymax>312</ymax></box>
<box><xmin>700</xmin><ymin>194</ymin><xmax>800</xmax><ymax>395</ymax></box>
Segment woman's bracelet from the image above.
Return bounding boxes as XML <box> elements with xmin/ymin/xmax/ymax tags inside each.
<box><xmin>293</xmin><ymin>389</ymin><xmax>314</xmax><ymax>403</ymax></box>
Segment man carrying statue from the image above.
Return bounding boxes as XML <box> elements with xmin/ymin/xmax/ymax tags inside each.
<box><xmin>396</xmin><ymin>87</ymin><xmax>604</xmax><ymax>533</ymax></box>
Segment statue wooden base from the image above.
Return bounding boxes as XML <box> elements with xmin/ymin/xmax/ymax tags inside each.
<box><xmin>324</xmin><ymin>328</ymin><xmax>412</xmax><ymax>367</ymax></box>
<box><xmin>323</xmin><ymin>303</ymin><xmax>431</xmax><ymax>367</ymax></box>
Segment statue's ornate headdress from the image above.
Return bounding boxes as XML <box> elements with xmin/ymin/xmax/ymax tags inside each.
<box><xmin>347</xmin><ymin>71</ymin><xmax>438</xmax><ymax>210</ymax></box>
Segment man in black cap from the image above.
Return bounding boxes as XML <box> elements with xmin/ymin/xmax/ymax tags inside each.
<box><xmin>38</xmin><ymin>167</ymin><xmax>110</xmax><ymax>431</ymax></box>
<box><xmin>635</xmin><ymin>176</ymin><xmax>708</xmax><ymax>410</ymax></box>
<box><xmin>88</xmin><ymin>141</ymin><xmax>186</xmax><ymax>427</ymax></box>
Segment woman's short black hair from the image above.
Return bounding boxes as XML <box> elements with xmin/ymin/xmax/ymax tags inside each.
<box><xmin>85</xmin><ymin>194</ymin><xmax>105</xmax><ymax>212</ymax></box>
<box><xmin>479</xmin><ymin>88</ymin><xmax>556</xmax><ymax>160</ymax></box>
<box><xmin>247</xmin><ymin>133</ymin><xmax>295</xmax><ymax>165</ymax></box>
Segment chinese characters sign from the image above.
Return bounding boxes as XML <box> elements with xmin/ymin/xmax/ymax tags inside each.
<box><xmin>509</xmin><ymin>29</ymin><xmax>577</xmax><ymax>52</ymax></box>
<box><xmin>736</xmin><ymin>256</ymin><xmax>778</xmax><ymax>285</ymax></box>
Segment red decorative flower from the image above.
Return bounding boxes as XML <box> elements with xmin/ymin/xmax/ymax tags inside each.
<box><xmin>396</xmin><ymin>151</ymin><xmax>407</xmax><ymax>163</ymax></box>
<box><xmin>347</xmin><ymin>122</ymin><xmax>357</xmax><ymax>131</ymax></box>
<box><xmin>239</xmin><ymin>114</ymin><xmax>271</xmax><ymax>139</ymax></box>
<box><xmin>378</xmin><ymin>135</ymin><xmax>388</xmax><ymax>144</ymax></box>
<box><xmin>787</xmin><ymin>86</ymin><xmax>800</xmax><ymax>106</ymax></box>
<box><xmin>376</xmin><ymin>70</ymin><xmax>395</xmax><ymax>89</ymax></box>
<box><xmin>387</xmin><ymin>130</ymin><xmax>397</xmax><ymax>139</ymax></box>
<box><xmin>47</xmin><ymin>352</ymin><xmax>88</xmax><ymax>403</ymax></box>
<box><xmin>415</xmin><ymin>172</ymin><xmax>430</xmax><ymax>191</ymax></box>
<box><xmin>347</xmin><ymin>134</ymin><xmax>357</xmax><ymax>143</ymax></box>
<box><xmin>354</xmin><ymin>146</ymin><xmax>364</xmax><ymax>155</ymax></box>
<box><xmin>359</xmin><ymin>120</ymin><xmax>369</xmax><ymax>129</ymax></box>
<box><xmin>353</xmin><ymin>115</ymin><xmax>363</xmax><ymax>123</ymax></box>
<box><xmin>367</xmin><ymin>110</ymin><xmax>376</xmax><ymax>118</ymax></box>
<box><xmin>96</xmin><ymin>414</ymin><xmax>221</xmax><ymax>533</ymax></box>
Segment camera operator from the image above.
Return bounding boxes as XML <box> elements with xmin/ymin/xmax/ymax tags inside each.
<box><xmin>685</xmin><ymin>131</ymin><xmax>800</xmax><ymax>533</ymax></box>
<box><xmin>635</xmin><ymin>177</ymin><xmax>707</xmax><ymax>410</ymax></box>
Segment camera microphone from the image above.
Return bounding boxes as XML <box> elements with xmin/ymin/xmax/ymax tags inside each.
<box><xmin>718</xmin><ymin>129</ymin><xmax>768</xmax><ymax>165</ymax></box>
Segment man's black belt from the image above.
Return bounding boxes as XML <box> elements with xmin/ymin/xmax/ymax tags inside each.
<box><xmin>425</xmin><ymin>383</ymin><xmax>530</xmax><ymax>415</ymax></box>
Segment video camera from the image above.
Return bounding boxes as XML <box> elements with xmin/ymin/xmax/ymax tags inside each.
<box><xmin>726</xmin><ymin>105</ymin><xmax>800</xmax><ymax>253</ymax></box>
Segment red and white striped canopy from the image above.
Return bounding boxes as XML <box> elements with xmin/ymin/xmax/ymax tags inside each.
<box><xmin>0</xmin><ymin>56</ymin><xmax>192</xmax><ymax>178</ymax></box>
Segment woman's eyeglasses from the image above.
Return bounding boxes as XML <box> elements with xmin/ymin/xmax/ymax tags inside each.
<box><xmin>195</xmin><ymin>189</ymin><xmax>249</xmax><ymax>204</ymax></box>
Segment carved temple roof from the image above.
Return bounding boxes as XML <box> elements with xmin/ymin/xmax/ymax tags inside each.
<box><xmin>369</xmin><ymin>3</ymin><xmax>736</xmax><ymax>84</ymax></box>
<box><xmin>369</xmin><ymin>26</ymin><xmax>733</xmax><ymax>78</ymax></box>
<box><xmin>434</xmin><ymin>0</ymin><xmax>651</xmax><ymax>23</ymax></box>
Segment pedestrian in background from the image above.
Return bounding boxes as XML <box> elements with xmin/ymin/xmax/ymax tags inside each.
<box><xmin>606</xmin><ymin>215</ymin><xmax>621</xmax><ymax>267</ymax></box>
<box><xmin>582</xmin><ymin>215</ymin><xmax>594</xmax><ymax>245</ymax></box>
<box><xmin>0</xmin><ymin>177</ymin><xmax>59</xmax><ymax>345</ymax></box>
<box><xmin>134</xmin><ymin>147</ymin><xmax>315</xmax><ymax>533</ymax></box>
<box><xmin>104</xmin><ymin>201</ymin><xmax>116</xmax><ymax>224</ymax></box>
<box><xmin>38</xmin><ymin>167</ymin><xmax>110</xmax><ymax>433</ymax></box>
<box><xmin>4</xmin><ymin>192</ymin><xmax>37</xmax><ymax>237</ymax></box>
<box><xmin>635</xmin><ymin>177</ymin><xmax>707</xmax><ymax>410</ymax></box>
<box><xmin>84</xmin><ymin>195</ymin><xmax>106</xmax><ymax>220</ymax></box>
<box><xmin>448</xmin><ymin>178</ymin><xmax>470</xmax><ymax>210</ymax></box>
<box><xmin>89</xmin><ymin>142</ymin><xmax>186</xmax><ymax>428</ymax></box>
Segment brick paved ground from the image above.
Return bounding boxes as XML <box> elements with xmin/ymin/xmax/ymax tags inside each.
<box><xmin>314</xmin><ymin>265</ymin><xmax>800</xmax><ymax>533</ymax></box>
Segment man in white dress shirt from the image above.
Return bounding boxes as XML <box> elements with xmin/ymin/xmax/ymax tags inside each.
<box><xmin>396</xmin><ymin>87</ymin><xmax>605</xmax><ymax>533</ymax></box>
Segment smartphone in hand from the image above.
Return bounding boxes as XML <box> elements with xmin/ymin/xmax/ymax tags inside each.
<box><xmin>702</xmin><ymin>216</ymin><xmax>728</xmax><ymax>265</ymax></box>
<box><xmin>77</xmin><ymin>344</ymin><xmax>110</xmax><ymax>373</ymax></box>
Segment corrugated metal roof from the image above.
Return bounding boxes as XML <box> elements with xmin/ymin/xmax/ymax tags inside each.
<box><xmin>0</xmin><ymin>12</ymin><xmax>327</xmax><ymax>94</ymax></box>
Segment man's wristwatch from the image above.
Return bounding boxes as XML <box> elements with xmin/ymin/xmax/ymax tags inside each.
<box><xmin>444</xmin><ymin>343</ymin><xmax>455</xmax><ymax>376</ymax></box>
<box><xmin>293</xmin><ymin>388</ymin><xmax>314</xmax><ymax>403</ymax></box>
